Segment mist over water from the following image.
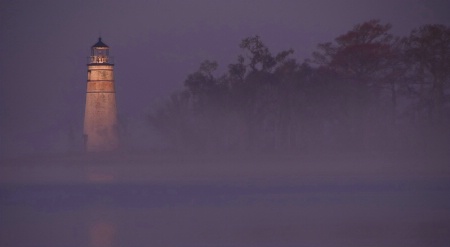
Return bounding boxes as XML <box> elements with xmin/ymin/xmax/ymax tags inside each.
<box><xmin>3</xmin><ymin>179</ymin><xmax>450</xmax><ymax>247</ymax></box>
<box><xmin>1</xmin><ymin>149</ymin><xmax>450</xmax><ymax>246</ymax></box>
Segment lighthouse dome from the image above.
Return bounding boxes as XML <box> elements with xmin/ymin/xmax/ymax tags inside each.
<box><xmin>92</xmin><ymin>37</ymin><xmax>109</xmax><ymax>48</ymax></box>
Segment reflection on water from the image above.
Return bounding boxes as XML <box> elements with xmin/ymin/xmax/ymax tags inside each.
<box><xmin>87</xmin><ymin>168</ymin><xmax>117</xmax><ymax>247</ymax></box>
<box><xmin>90</xmin><ymin>220</ymin><xmax>116</xmax><ymax>247</ymax></box>
<box><xmin>86</xmin><ymin>166</ymin><xmax>116</xmax><ymax>183</ymax></box>
<box><xmin>1</xmin><ymin>177</ymin><xmax>450</xmax><ymax>247</ymax></box>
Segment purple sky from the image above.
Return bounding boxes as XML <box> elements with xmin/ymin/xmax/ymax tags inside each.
<box><xmin>1</xmin><ymin>0</ymin><xmax>450</xmax><ymax>155</ymax></box>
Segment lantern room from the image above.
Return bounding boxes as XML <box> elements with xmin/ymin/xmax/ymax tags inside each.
<box><xmin>89</xmin><ymin>37</ymin><xmax>112</xmax><ymax>64</ymax></box>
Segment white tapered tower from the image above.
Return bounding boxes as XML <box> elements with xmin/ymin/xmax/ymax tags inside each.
<box><xmin>83</xmin><ymin>37</ymin><xmax>119</xmax><ymax>152</ymax></box>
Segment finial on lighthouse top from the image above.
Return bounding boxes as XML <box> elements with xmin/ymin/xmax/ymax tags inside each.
<box><xmin>92</xmin><ymin>37</ymin><xmax>109</xmax><ymax>48</ymax></box>
<box><xmin>89</xmin><ymin>37</ymin><xmax>112</xmax><ymax>64</ymax></box>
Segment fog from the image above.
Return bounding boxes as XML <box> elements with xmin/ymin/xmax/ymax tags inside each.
<box><xmin>2</xmin><ymin>0</ymin><xmax>450</xmax><ymax>157</ymax></box>
<box><xmin>1</xmin><ymin>152</ymin><xmax>450</xmax><ymax>246</ymax></box>
<box><xmin>1</xmin><ymin>1</ymin><xmax>450</xmax><ymax>246</ymax></box>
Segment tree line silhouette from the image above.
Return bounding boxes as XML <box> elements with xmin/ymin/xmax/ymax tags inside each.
<box><xmin>149</xmin><ymin>20</ymin><xmax>450</xmax><ymax>155</ymax></box>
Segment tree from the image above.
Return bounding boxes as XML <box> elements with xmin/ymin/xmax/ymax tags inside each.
<box><xmin>148</xmin><ymin>91</ymin><xmax>194</xmax><ymax>150</ymax></box>
<box><xmin>234</xmin><ymin>36</ymin><xmax>295</xmax><ymax>150</ymax></box>
<box><xmin>404</xmin><ymin>24</ymin><xmax>450</xmax><ymax>124</ymax></box>
<box><xmin>184</xmin><ymin>60</ymin><xmax>221</xmax><ymax>113</ymax></box>
<box><xmin>272</xmin><ymin>60</ymin><xmax>312</xmax><ymax>150</ymax></box>
<box><xmin>313</xmin><ymin>20</ymin><xmax>395</xmax><ymax>79</ymax></box>
<box><xmin>312</xmin><ymin>20</ymin><xmax>401</xmax><ymax>150</ymax></box>
<box><xmin>239</xmin><ymin>35</ymin><xmax>293</xmax><ymax>72</ymax></box>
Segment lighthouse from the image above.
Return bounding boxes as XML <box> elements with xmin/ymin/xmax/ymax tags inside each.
<box><xmin>83</xmin><ymin>37</ymin><xmax>119</xmax><ymax>152</ymax></box>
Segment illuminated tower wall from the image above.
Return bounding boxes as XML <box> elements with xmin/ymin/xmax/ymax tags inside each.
<box><xmin>83</xmin><ymin>37</ymin><xmax>119</xmax><ymax>152</ymax></box>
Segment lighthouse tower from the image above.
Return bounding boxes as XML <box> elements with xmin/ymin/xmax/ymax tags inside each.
<box><xmin>83</xmin><ymin>37</ymin><xmax>119</xmax><ymax>152</ymax></box>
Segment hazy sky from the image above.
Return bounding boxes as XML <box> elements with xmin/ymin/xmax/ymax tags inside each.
<box><xmin>1</xmin><ymin>0</ymin><xmax>450</xmax><ymax>155</ymax></box>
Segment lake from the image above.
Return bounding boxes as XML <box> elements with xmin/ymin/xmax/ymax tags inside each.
<box><xmin>1</xmin><ymin>177</ymin><xmax>449</xmax><ymax>247</ymax></box>
<box><xmin>1</xmin><ymin>154</ymin><xmax>449</xmax><ymax>246</ymax></box>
